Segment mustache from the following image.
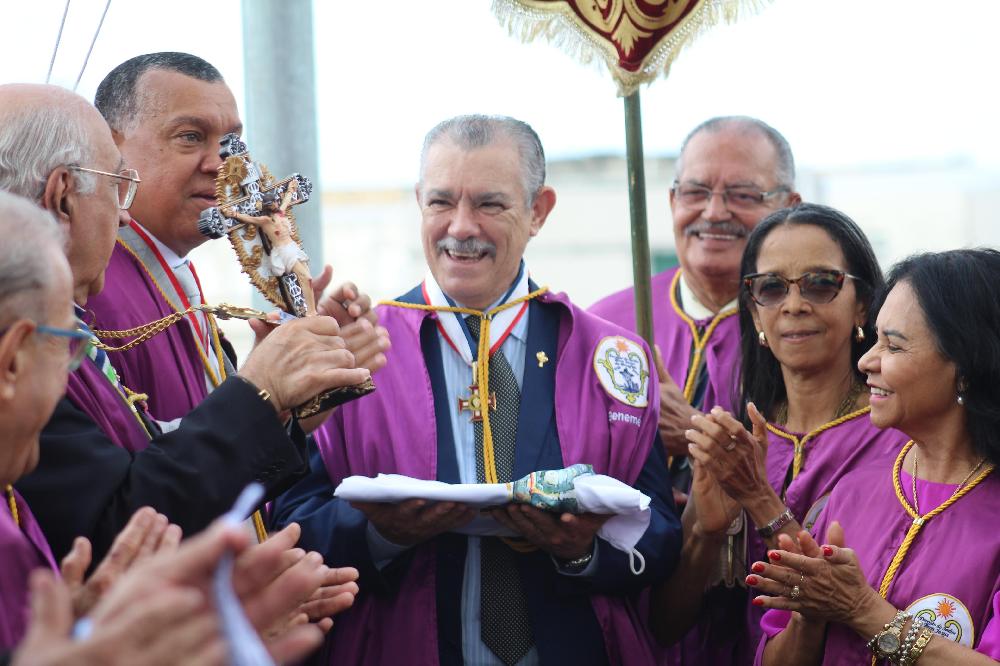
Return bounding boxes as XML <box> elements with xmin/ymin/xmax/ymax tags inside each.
<box><xmin>684</xmin><ymin>220</ymin><xmax>748</xmax><ymax>239</ymax></box>
<box><xmin>436</xmin><ymin>236</ymin><xmax>497</xmax><ymax>257</ymax></box>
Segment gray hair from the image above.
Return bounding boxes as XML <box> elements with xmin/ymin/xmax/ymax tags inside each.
<box><xmin>0</xmin><ymin>191</ymin><xmax>65</xmax><ymax>327</ymax></box>
<box><xmin>676</xmin><ymin>116</ymin><xmax>795</xmax><ymax>188</ymax></box>
<box><xmin>95</xmin><ymin>52</ymin><xmax>224</xmax><ymax>133</ymax></box>
<box><xmin>420</xmin><ymin>115</ymin><xmax>546</xmax><ymax>204</ymax></box>
<box><xmin>0</xmin><ymin>101</ymin><xmax>95</xmax><ymax>202</ymax></box>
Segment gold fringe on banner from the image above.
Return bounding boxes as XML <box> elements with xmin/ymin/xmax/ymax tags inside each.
<box><xmin>492</xmin><ymin>0</ymin><xmax>772</xmax><ymax>97</ymax></box>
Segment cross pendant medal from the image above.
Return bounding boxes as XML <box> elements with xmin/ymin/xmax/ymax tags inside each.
<box><xmin>457</xmin><ymin>365</ymin><xmax>496</xmax><ymax>422</ymax></box>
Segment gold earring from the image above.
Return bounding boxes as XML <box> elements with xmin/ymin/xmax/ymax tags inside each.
<box><xmin>758</xmin><ymin>330</ymin><xmax>767</xmax><ymax>347</ymax></box>
<box><xmin>855</xmin><ymin>326</ymin><xmax>865</xmax><ymax>342</ymax></box>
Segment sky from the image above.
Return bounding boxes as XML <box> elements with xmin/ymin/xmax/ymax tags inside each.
<box><xmin>3</xmin><ymin>0</ymin><xmax>1000</xmax><ymax>190</ymax></box>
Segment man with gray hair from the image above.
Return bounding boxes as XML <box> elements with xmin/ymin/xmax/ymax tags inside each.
<box><xmin>590</xmin><ymin>116</ymin><xmax>801</xmax><ymax>665</ymax></box>
<box><xmin>0</xmin><ymin>83</ymin><xmax>371</xmax><ymax>564</ymax></box>
<box><xmin>591</xmin><ymin>116</ymin><xmax>801</xmax><ymax>461</ymax></box>
<box><xmin>273</xmin><ymin>114</ymin><xmax>681</xmax><ymax>666</ymax></box>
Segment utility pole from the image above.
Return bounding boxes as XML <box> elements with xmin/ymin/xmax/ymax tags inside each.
<box><xmin>241</xmin><ymin>0</ymin><xmax>323</xmax><ymax>306</ymax></box>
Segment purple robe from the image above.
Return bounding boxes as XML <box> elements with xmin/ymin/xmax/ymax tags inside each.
<box><xmin>589</xmin><ymin>267</ymin><xmax>741</xmax><ymax>413</ymax></box>
<box><xmin>313</xmin><ymin>289</ymin><xmax>663</xmax><ymax>665</ymax></box>
<box><xmin>65</xmin><ymin>352</ymin><xmax>150</xmax><ymax>453</ymax></box>
<box><xmin>0</xmin><ymin>489</ymin><xmax>59</xmax><ymax>649</ymax></box>
<box><xmin>85</xmin><ymin>231</ymin><xmax>216</xmax><ymax>421</ymax></box>
<box><xmin>757</xmin><ymin>464</ymin><xmax>1000</xmax><ymax>664</ymax></box>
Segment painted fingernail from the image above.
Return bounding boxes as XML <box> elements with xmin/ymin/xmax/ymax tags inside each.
<box><xmin>752</xmin><ymin>598</ymin><xmax>764</xmax><ymax>607</ymax></box>
<box><xmin>822</xmin><ymin>546</ymin><xmax>833</xmax><ymax>556</ymax></box>
<box><xmin>746</xmin><ymin>575</ymin><xmax>759</xmax><ymax>586</ymax></box>
<box><xmin>768</xmin><ymin>551</ymin><xmax>781</xmax><ymax>561</ymax></box>
<box><xmin>751</xmin><ymin>562</ymin><xmax>766</xmax><ymax>573</ymax></box>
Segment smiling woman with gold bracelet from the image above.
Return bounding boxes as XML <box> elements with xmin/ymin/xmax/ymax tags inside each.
<box><xmin>751</xmin><ymin>248</ymin><xmax>1000</xmax><ymax>664</ymax></box>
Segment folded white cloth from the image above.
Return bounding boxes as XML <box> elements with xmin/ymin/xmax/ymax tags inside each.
<box><xmin>334</xmin><ymin>473</ymin><xmax>651</xmax><ymax>553</ymax></box>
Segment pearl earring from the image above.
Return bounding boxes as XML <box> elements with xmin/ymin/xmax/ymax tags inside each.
<box><xmin>758</xmin><ymin>330</ymin><xmax>767</xmax><ymax>347</ymax></box>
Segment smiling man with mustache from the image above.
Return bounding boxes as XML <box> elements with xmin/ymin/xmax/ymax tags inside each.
<box><xmin>590</xmin><ymin>116</ymin><xmax>801</xmax><ymax>665</ymax></box>
<box><xmin>591</xmin><ymin>117</ymin><xmax>801</xmax><ymax>459</ymax></box>
<box><xmin>271</xmin><ymin>115</ymin><xmax>682</xmax><ymax>666</ymax></box>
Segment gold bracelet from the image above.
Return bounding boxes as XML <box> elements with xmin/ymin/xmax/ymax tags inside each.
<box><xmin>901</xmin><ymin>627</ymin><xmax>933</xmax><ymax>665</ymax></box>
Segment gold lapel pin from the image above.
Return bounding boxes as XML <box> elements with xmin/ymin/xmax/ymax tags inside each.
<box><xmin>536</xmin><ymin>351</ymin><xmax>549</xmax><ymax>368</ymax></box>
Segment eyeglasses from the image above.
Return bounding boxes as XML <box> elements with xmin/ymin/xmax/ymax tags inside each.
<box><xmin>743</xmin><ymin>270</ymin><xmax>863</xmax><ymax>307</ymax></box>
<box><xmin>35</xmin><ymin>325</ymin><xmax>94</xmax><ymax>371</ymax></box>
<box><xmin>672</xmin><ymin>182</ymin><xmax>789</xmax><ymax>212</ymax></box>
<box><xmin>68</xmin><ymin>166</ymin><xmax>141</xmax><ymax>210</ymax></box>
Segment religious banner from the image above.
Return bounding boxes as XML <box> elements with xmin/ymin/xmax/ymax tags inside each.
<box><xmin>493</xmin><ymin>0</ymin><xmax>769</xmax><ymax>96</ymax></box>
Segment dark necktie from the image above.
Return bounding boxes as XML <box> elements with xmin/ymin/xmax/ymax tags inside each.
<box><xmin>466</xmin><ymin>316</ymin><xmax>534</xmax><ymax>665</ymax></box>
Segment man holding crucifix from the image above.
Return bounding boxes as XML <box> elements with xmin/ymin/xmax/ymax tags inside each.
<box><xmin>273</xmin><ymin>114</ymin><xmax>681</xmax><ymax>666</ymax></box>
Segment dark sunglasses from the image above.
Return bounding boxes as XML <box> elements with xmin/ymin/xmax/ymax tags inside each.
<box><xmin>743</xmin><ymin>270</ymin><xmax>862</xmax><ymax>307</ymax></box>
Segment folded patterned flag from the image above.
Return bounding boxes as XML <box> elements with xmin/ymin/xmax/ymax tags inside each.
<box><xmin>334</xmin><ymin>465</ymin><xmax>650</xmax><ymax>554</ymax></box>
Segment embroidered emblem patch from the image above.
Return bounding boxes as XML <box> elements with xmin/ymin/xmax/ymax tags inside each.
<box><xmin>594</xmin><ymin>336</ymin><xmax>649</xmax><ymax>407</ymax></box>
<box><xmin>905</xmin><ymin>593</ymin><xmax>975</xmax><ymax>647</ymax></box>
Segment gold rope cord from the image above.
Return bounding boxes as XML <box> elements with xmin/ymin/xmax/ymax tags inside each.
<box><xmin>766</xmin><ymin>407</ymin><xmax>871</xmax><ymax>483</ymax></box>
<box><xmin>867</xmin><ymin>441</ymin><xmax>994</xmax><ymax>665</ymax></box>
<box><xmin>666</xmin><ymin>269</ymin><xmax>738</xmax><ymax>404</ymax></box>
<box><xmin>380</xmin><ymin>286</ymin><xmax>549</xmax><ymax>486</ymax></box>
<box><xmin>6</xmin><ymin>485</ymin><xmax>19</xmax><ymax>527</ymax></box>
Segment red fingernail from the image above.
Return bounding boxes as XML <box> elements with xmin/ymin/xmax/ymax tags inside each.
<box><xmin>746</xmin><ymin>575</ymin><xmax>758</xmax><ymax>586</ymax></box>
<box><xmin>768</xmin><ymin>551</ymin><xmax>781</xmax><ymax>561</ymax></box>
<box><xmin>752</xmin><ymin>562</ymin><xmax>766</xmax><ymax>573</ymax></box>
<box><xmin>752</xmin><ymin>598</ymin><xmax>764</xmax><ymax>606</ymax></box>
<box><xmin>822</xmin><ymin>546</ymin><xmax>833</xmax><ymax>556</ymax></box>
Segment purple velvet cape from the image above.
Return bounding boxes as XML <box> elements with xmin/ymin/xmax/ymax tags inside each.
<box><xmin>0</xmin><ymin>489</ymin><xmax>59</xmax><ymax>649</ymax></box>
<box><xmin>757</xmin><ymin>464</ymin><xmax>1000</xmax><ymax>664</ymax></box>
<box><xmin>65</xmin><ymin>352</ymin><xmax>150</xmax><ymax>453</ymax></box>
<box><xmin>589</xmin><ymin>267</ymin><xmax>741</xmax><ymax>413</ymax></box>
<box><xmin>85</xmin><ymin>238</ymin><xmax>212</xmax><ymax>421</ymax></box>
<box><xmin>313</xmin><ymin>290</ymin><xmax>663</xmax><ymax>665</ymax></box>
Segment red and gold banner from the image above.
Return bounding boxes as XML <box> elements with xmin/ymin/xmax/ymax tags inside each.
<box><xmin>493</xmin><ymin>0</ymin><xmax>768</xmax><ymax>96</ymax></box>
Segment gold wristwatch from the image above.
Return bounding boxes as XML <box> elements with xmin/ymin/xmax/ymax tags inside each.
<box><xmin>867</xmin><ymin>610</ymin><xmax>909</xmax><ymax>660</ymax></box>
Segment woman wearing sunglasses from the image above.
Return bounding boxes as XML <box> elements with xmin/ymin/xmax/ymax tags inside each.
<box><xmin>651</xmin><ymin>204</ymin><xmax>908</xmax><ymax>660</ymax></box>
<box><xmin>751</xmin><ymin>249</ymin><xmax>1000</xmax><ymax>664</ymax></box>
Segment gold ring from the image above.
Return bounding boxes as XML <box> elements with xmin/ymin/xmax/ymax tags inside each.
<box><xmin>790</xmin><ymin>585</ymin><xmax>801</xmax><ymax>599</ymax></box>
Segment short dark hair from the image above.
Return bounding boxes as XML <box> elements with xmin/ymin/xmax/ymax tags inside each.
<box><xmin>874</xmin><ymin>248</ymin><xmax>1000</xmax><ymax>465</ymax></box>
<box><xmin>677</xmin><ymin>116</ymin><xmax>795</xmax><ymax>189</ymax></box>
<box><xmin>94</xmin><ymin>52</ymin><xmax>223</xmax><ymax>132</ymax></box>
<box><xmin>736</xmin><ymin>203</ymin><xmax>884</xmax><ymax>423</ymax></box>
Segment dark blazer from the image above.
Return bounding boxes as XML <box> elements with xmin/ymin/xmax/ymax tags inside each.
<box><xmin>17</xmin><ymin>377</ymin><xmax>308</xmax><ymax>563</ymax></box>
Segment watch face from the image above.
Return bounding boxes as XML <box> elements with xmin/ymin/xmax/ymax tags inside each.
<box><xmin>877</xmin><ymin>633</ymin><xmax>900</xmax><ymax>653</ymax></box>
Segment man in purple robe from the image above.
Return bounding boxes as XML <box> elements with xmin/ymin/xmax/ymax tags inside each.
<box><xmin>0</xmin><ymin>83</ymin><xmax>370</xmax><ymax>563</ymax></box>
<box><xmin>590</xmin><ymin>116</ymin><xmax>801</xmax><ymax>467</ymax></box>
<box><xmin>272</xmin><ymin>115</ymin><xmax>681</xmax><ymax>665</ymax></box>
<box><xmin>85</xmin><ymin>52</ymin><xmax>387</xmax><ymax>422</ymax></box>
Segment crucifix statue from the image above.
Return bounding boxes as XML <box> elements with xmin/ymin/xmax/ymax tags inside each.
<box><xmin>197</xmin><ymin>133</ymin><xmax>375</xmax><ymax>417</ymax></box>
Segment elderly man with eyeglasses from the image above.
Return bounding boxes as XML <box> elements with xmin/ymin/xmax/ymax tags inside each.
<box><xmin>589</xmin><ymin>116</ymin><xmax>801</xmax><ymax>665</ymax></box>
<box><xmin>0</xmin><ymin>83</ymin><xmax>370</xmax><ymax>567</ymax></box>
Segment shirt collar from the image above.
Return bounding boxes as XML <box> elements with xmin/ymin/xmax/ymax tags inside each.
<box><xmin>133</xmin><ymin>220</ymin><xmax>187</xmax><ymax>269</ymax></box>
<box><xmin>678</xmin><ymin>271</ymin><xmax>738</xmax><ymax>320</ymax></box>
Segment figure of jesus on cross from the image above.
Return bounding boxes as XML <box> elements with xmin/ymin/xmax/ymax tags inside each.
<box><xmin>221</xmin><ymin>179</ymin><xmax>317</xmax><ymax>316</ymax></box>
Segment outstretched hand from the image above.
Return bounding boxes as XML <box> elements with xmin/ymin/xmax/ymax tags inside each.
<box><xmin>490</xmin><ymin>505</ymin><xmax>609</xmax><ymax>561</ymax></box>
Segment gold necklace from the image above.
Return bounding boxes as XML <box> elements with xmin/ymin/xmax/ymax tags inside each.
<box><xmin>911</xmin><ymin>447</ymin><xmax>987</xmax><ymax>514</ymax></box>
<box><xmin>5</xmin><ymin>484</ymin><xmax>18</xmax><ymax>527</ymax></box>
<box><xmin>775</xmin><ymin>376</ymin><xmax>864</xmax><ymax>426</ymax></box>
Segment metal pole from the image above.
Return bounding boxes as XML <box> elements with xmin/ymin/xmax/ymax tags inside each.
<box><xmin>624</xmin><ymin>91</ymin><xmax>654</xmax><ymax>347</ymax></box>
<box><xmin>241</xmin><ymin>0</ymin><xmax>323</xmax><ymax>307</ymax></box>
